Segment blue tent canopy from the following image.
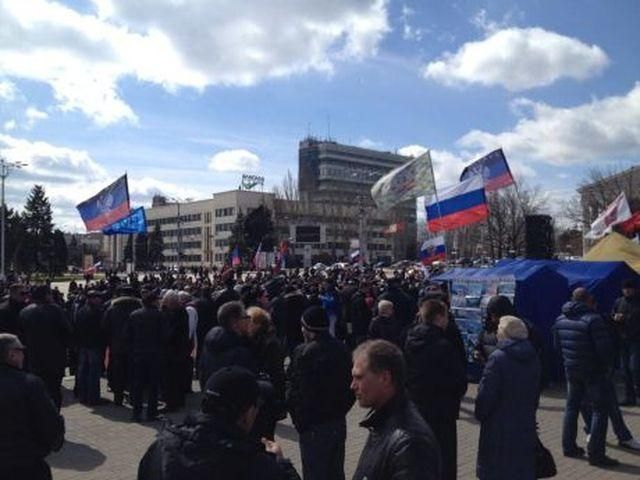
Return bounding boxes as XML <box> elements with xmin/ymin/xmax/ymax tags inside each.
<box><xmin>433</xmin><ymin>263</ymin><xmax>570</xmax><ymax>379</ymax></box>
<box><xmin>495</xmin><ymin>259</ymin><xmax>639</xmax><ymax>314</ymax></box>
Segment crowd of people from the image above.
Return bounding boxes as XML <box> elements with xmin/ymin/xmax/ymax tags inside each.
<box><xmin>0</xmin><ymin>264</ymin><xmax>639</xmax><ymax>479</ymax></box>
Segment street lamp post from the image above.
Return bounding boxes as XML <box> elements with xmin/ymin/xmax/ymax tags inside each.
<box><xmin>0</xmin><ymin>157</ymin><xmax>27</xmax><ymax>281</ymax></box>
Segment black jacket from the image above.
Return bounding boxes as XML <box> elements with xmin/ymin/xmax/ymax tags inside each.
<box><xmin>286</xmin><ymin>332</ymin><xmax>354</xmax><ymax>432</ymax></box>
<box><xmin>74</xmin><ymin>303</ymin><xmax>104</xmax><ymax>349</ymax></box>
<box><xmin>103</xmin><ymin>296</ymin><xmax>142</xmax><ymax>355</ymax></box>
<box><xmin>128</xmin><ymin>306</ymin><xmax>167</xmax><ymax>357</ymax></box>
<box><xmin>282</xmin><ymin>291</ymin><xmax>308</xmax><ymax>351</ymax></box>
<box><xmin>350</xmin><ymin>291</ymin><xmax>372</xmax><ymax>338</ymax></box>
<box><xmin>163</xmin><ymin>308</ymin><xmax>191</xmax><ymax>359</ymax></box>
<box><xmin>352</xmin><ymin>394</ymin><xmax>441</xmax><ymax>480</ymax></box>
<box><xmin>137</xmin><ymin>413</ymin><xmax>300</xmax><ymax>480</ymax></box>
<box><xmin>378</xmin><ymin>286</ymin><xmax>417</xmax><ymax>329</ymax></box>
<box><xmin>404</xmin><ymin>323</ymin><xmax>468</xmax><ymax>423</ymax></box>
<box><xmin>612</xmin><ymin>294</ymin><xmax>640</xmax><ymax>340</ymax></box>
<box><xmin>193</xmin><ymin>297</ymin><xmax>216</xmax><ymax>347</ymax></box>
<box><xmin>368</xmin><ymin>314</ymin><xmax>403</xmax><ymax>346</ymax></box>
<box><xmin>552</xmin><ymin>301</ymin><xmax>614</xmax><ymax>376</ymax></box>
<box><xmin>0</xmin><ymin>298</ymin><xmax>25</xmax><ymax>335</ymax></box>
<box><xmin>252</xmin><ymin>329</ymin><xmax>286</xmax><ymax>409</ymax></box>
<box><xmin>199</xmin><ymin>327</ymin><xmax>257</xmax><ymax>389</ymax></box>
<box><xmin>19</xmin><ymin>303</ymin><xmax>71</xmax><ymax>378</ymax></box>
<box><xmin>0</xmin><ymin>364</ymin><xmax>65</xmax><ymax>467</ymax></box>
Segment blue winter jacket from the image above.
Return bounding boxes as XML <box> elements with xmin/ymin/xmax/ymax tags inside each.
<box><xmin>552</xmin><ymin>301</ymin><xmax>614</xmax><ymax>376</ymax></box>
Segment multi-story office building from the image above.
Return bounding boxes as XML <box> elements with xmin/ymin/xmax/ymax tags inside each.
<box><xmin>103</xmin><ymin>138</ymin><xmax>418</xmax><ymax>268</ymax></box>
<box><xmin>103</xmin><ymin>190</ymin><xmax>273</xmax><ymax>269</ymax></box>
<box><xmin>294</xmin><ymin>137</ymin><xmax>417</xmax><ymax>262</ymax></box>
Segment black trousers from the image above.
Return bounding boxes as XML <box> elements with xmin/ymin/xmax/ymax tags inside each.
<box><xmin>131</xmin><ymin>354</ymin><xmax>161</xmax><ymax>418</ymax></box>
<box><xmin>429</xmin><ymin>417</ymin><xmax>458</xmax><ymax>480</ymax></box>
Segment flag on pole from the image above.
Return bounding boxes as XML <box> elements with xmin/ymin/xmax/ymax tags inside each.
<box><xmin>253</xmin><ymin>242</ymin><xmax>263</xmax><ymax>270</ymax></box>
<box><xmin>371</xmin><ymin>151</ymin><xmax>436</xmax><ymax>210</ymax></box>
<box><xmin>231</xmin><ymin>246</ymin><xmax>241</xmax><ymax>267</ymax></box>
<box><xmin>83</xmin><ymin>261</ymin><xmax>102</xmax><ymax>276</ymax></box>
<box><xmin>426</xmin><ymin>176</ymin><xmax>488</xmax><ymax>232</ymax></box>
<box><xmin>460</xmin><ymin>148</ymin><xmax>515</xmax><ymax>192</ymax></box>
<box><xmin>585</xmin><ymin>192</ymin><xmax>632</xmax><ymax>239</ymax></box>
<box><xmin>383</xmin><ymin>222</ymin><xmax>406</xmax><ymax>235</ymax></box>
<box><xmin>76</xmin><ymin>175</ymin><xmax>130</xmax><ymax>231</ymax></box>
<box><xmin>102</xmin><ymin>207</ymin><xmax>147</xmax><ymax>235</ymax></box>
<box><xmin>618</xmin><ymin>211</ymin><xmax>640</xmax><ymax>236</ymax></box>
<box><xmin>420</xmin><ymin>236</ymin><xmax>446</xmax><ymax>265</ymax></box>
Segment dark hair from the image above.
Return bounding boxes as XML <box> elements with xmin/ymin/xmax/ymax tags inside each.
<box><xmin>0</xmin><ymin>333</ymin><xmax>21</xmax><ymax>363</ymax></box>
<box><xmin>419</xmin><ymin>299</ymin><xmax>447</xmax><ymax>324</ymax></box>
<box><xmin>218</xmin><ymin>301</ymin><xmax>246</xmax><ymax>329</ymax></box>
<box><xmin>354</xmin><ymin>340</ymin><xmax>405</xmax><ymax>388</ymax></box>
<box><xmin>486</xmin><ymin>295</ymin><xmax>516</xmax><ymax>319</ymax></box>
<box><xmin>622</xmin><ymin>279</ymin><xmax>636</xmax><ymax>289</ymax></box>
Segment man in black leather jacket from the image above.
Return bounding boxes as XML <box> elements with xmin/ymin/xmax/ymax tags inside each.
<box><xmin>0</xmin><ymin>333</ymin><xmax>65</xmax><ymax>480</ymax></box>
<box><xmin>351</xmin><ymin>339</ymin><xmax>441</xmax><ymax>480</ymax></box>
<box><xmin>138</xmin><ymin>366</ymin><xmax>300</xmax><ymax>480</ymax></box>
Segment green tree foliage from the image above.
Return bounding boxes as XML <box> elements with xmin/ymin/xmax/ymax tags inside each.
<box><xmin>135</xmin><ymin>232</ymin><xmax>148</xmax><ymax>268</ymax></box>
<box><xmin>229</xmin><ymin>211</ymin><xmax>246</xmax><ymax>260</ymax></box>
<box><xmin>228</xmin><ymin>206</ymin><xmax>275</xmax><ymax>262</ymax></box>
<box><xmin>21</xmin><ymin>185</ymin><xmax>54</xmax><ymax>271</ymax></box>
<box><xmin>51</xmin><ymin>229</ymin><xmax>68</xmax><ymax>274</ymax></box>
<box><xmin>147</xmin><ymin>223</ymin><xmax>164</xmax><ymax>266</ymax></box>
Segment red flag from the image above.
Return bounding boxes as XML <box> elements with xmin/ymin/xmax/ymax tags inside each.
<box><xmin>618</xmin><ymin>211</ymin><xmax>640</xmax><ymax>236</ymax></box>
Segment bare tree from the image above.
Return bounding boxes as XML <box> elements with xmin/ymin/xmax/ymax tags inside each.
<box><xmin>272</xmin><ymin>169</ymin><xmax>299</xmax><ymax>201</ymax></box>
<box><xmin>578</xmin><ymin>165</ymin><xmax>639</xmax><ymax>224</ymax></box>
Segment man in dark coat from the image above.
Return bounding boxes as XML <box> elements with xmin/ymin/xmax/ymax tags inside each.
<box><xmin>74</xmin><ymin>290</ymin><xmax>105</xmax><ymax>405</ymax></box>
<box><xmin>0</xmin><ymin>334</ymin><xmax>65</xmax><ymax>480</ymax></box>
<box><xmin>286</xmin><ymin>306</ymin><xmax>354</xmax><ymax>480</ymax></box>
<box><xmin>378</xmin><ymin>279</ymin><xmax>416</xmax><ymax>330</ymax></box>
<box><xmin>475</xmin><ymin>316</ymin><xmax>541</xmax><ymax>479</ymax></box>
<box><xmin>138</xmin><ymin>366</ymin><xmax>300</xmax><ymax>480</ymax></box>
<box><xmin>161</xmin><ymin>291</ymin><xmax>191</xmax><ymax>412</ymax></box>
<box><xmin>282</xmin><ymin>286</ymin><xmax>308</xmax><ymax>355</ymax></box>
<box><xmin>199</xmin><ymin>300</ymin><xmax>257</xmax><ymax>390</ymax></box>
<box><xmin>612</xmin><ymin>279</ymin><xmax>640</xmax><ymax>405</ymax></box>
<box><xmin>553</xmin><ymin>288</ymin><xmax>618</xmax><ymax>466</ymax></box>
<box><xmin>405</xmin><ymin>299</ymin><xmax>467</xmax><ymax>480</ymax></box>
<box><xmin>0</xmin><ymin>284</ymin><xmax>27</xmax><ymax>334</ymax></box>
<box><xmin>19</xmin><ymin>285</ymin><xmax>71</xmax><ymax>410</ymax></box>
<box><xmin>128</xmin><ymin>290</ymin><xmax>167</xmax><ymax>422</ymax></box>
<box><xmin>352</xmin><ymin>339</ymin><xmax>441</xmax><ymax>480</ymax></box>
<box><xmin>193</xmin><ymin>286</ymin><xmax>215</xmax><ymax>376</ymax></box>
<box><xmin>368</xmin><ymin>300</ymin><xmax>403</xmax><ymax>347</ymax></box>
<box><xmin>103</xmin><ymin>286</ymin><xmax>141</xmax><ymax>406</ymax></box>
<box><xmin>350</xmin><ymin>286</ymin><xmax>373</xmax><ymax>346</ymax></box>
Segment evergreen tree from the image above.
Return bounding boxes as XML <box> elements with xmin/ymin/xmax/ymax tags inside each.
<box><xmin>229</xmin><ymin>211</ymin><xmax>247</xmax><ymax>260</ymax></box>
<box><xmin>135</xmin><ymin>232</ymin><xmax>148</xmax><ymax>269</ymax></box>
<box><xmin>244</xmin><ymin>205</ymin><xmax>274</xmax><ymax>252</ymax></box>
<box><xmin>123</xmin><ymin>235</ymin><xmax>133</xmax><ymax>262</ymax></box>
<box><xmin>148</xmin><ymin>223</ymin><xmax>164</xmax><ymax>266</ymax></box>
<box><xmin>22</xmin><ymin>185</ymin><xmax>54</xmax><ymax>271</ymax></box>
<box><xmin>51</xmin><ymin>229</ymin><xmax>68</xmax><ymax>275</ymax></box>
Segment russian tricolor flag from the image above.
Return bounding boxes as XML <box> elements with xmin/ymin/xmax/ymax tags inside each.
<box><xmin>420</xmin><ymin>236</ymin><xmax>446</xmax><ymax>265</ymax></box>
<box><xmin>231</xmin><ymin>246</ymin><xmax>242</xmax><ymax>267</ymax></box>
<box><xmin>460</xmin><ymin>148</ymin><xmax>515</xmax><ymax>192</ymax></box>
<box><xmin>76</xmin><ymin>175</ymin><xmax>130</xmax><ymax>232</ymax></box>
<box><xmin>426</xmin><ymin>176</ymin><xmax>488</xmax><ymax>232</ymax></box>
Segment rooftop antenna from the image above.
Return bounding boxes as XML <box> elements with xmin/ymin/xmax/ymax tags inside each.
<box><xmin>327</xmin><ymin>114</ymin><xmax>331</xmax><ymax>141</ymax></box>
<box><xmin>306</xmin><ymin>122</ymin><xmax>311</xmax><ymax>139</ymax></box>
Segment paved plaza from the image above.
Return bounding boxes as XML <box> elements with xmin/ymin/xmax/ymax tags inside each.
<box><xmin>48</xmin><ymin>377</ymin><xmax>640</xmax><ymax>480</ymax></box>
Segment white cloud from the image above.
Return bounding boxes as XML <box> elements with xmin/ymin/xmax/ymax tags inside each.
<box><xmin>208</xmin><ymin>149</ymin><xmax>261</xmax><ymax>172</ymax></box>
<box><xmin>25</xmin><ymin>106</ymin><xmax>49</xmax><ymax>128</ymax></box>
<box><xmin>358</xmin><ymin>137</ymin><xmax>384</xmax><ymax>149</ymax></box>
<box><xmin>398</xmin><ymin>144</ymin><xmax>428</xmax><ymax>158</ymax></box>
<box><xmin>0</xmin><ymin>133</ymin><xmax>198</xmax><ymax>230</ymax></box>
<box><xmin>0</xmin><ymin>79</ymin><xmax>17</xmax><ymax>101</ymax></box>
<box><xmin>400</xmin><ymin>4</ymin><xmax>425</xmax><ymax>42</ymax></box>
<box><xmin>2</xmin><ymin>120</ymin><xmax>16</xmax><ymax>131</ymax></box>
<box><xmin>457</xmin><ymin>83</ymin><xmax>640</xmax><ymax>166</ymax></box>
<box><xmin>0</xmin><ymin>0</ymin><xmax>389</xmax><ymax>125</ymax></box>
<box><xmin>423</xmin><ymin>27</ymin><xmax>608</xmax><ymax>91</ymax></box>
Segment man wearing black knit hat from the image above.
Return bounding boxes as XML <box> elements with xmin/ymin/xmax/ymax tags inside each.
<box><xmin>286</xmin><ymin>306</ymin><xmax>354</xmax><ymax>480</ymax></box>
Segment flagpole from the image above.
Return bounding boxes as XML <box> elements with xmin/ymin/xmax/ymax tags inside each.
<box><xmin>426</xmin><ymin>150</ymin><xmax>445</xmax><ymax>238</ymax></box>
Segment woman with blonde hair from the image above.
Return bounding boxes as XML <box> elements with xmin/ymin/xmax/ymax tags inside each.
<box><xmin>247</xmin><ymin>306</ymin><xmax>286</xmax><ymax>439</ymax></box>
<box><xmin>475</xmin><ymin>315</ymin><xmax>541</xmax><ymax>480</ymax></box>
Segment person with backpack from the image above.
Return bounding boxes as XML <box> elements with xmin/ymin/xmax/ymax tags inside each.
<box><xmin>137</xmin><ymin>366</ymin><xmax>300</xmax><ymax>480</ymax></box>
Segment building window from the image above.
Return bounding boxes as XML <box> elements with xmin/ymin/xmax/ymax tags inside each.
<box><xmin>215</xmin><ymin>207</ymin><xmax>235</xmax><ymax>217</ymax></box>
<box><xmin>215</xmin><ymin>223</ymin><xmax>234</xmax><ymax>233</ymax></box>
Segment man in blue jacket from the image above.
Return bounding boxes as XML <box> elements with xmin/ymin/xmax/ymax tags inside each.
<box><xmin>553</xmin><ymin>287</ymin><xmax>618</xmax><ymax>467</ymax></box>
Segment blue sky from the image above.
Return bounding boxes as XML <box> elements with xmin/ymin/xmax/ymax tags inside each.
<box><xmin>0</xmin><ymin>0</ymin><xmax>638</xmax><ymax>230</ymax></box>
